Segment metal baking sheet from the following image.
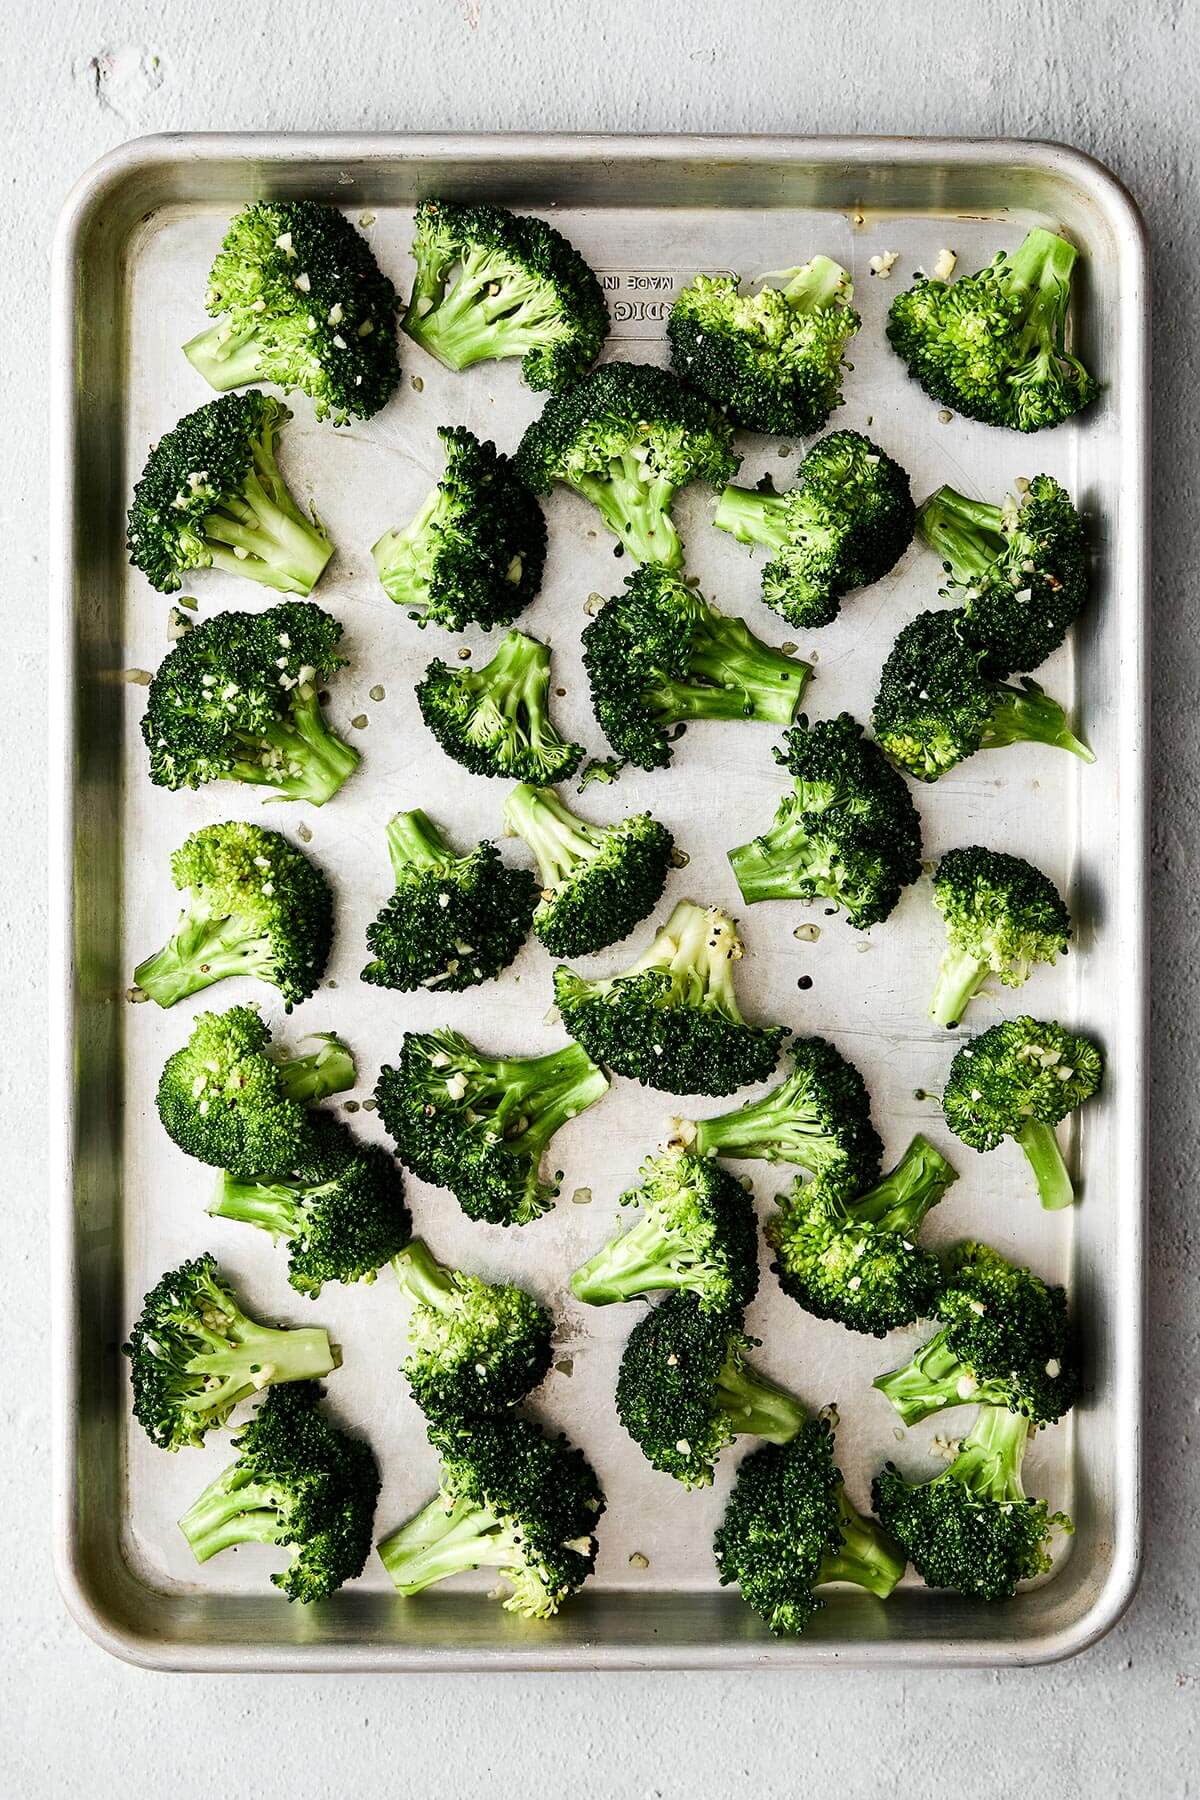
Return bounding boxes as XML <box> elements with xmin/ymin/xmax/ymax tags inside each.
<box><xmin>50</xmin><ymin>134</ymin><xmax>1148</xmax><ymax>1669</ymax></box>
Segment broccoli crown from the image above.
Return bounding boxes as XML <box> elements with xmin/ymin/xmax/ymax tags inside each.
<box><xmin>714</xmin><ymin>431</ymin><xmax>915</xmax><ymax>630</ymax></box>
<box><xmin>183</xmin><ymin>201</ymin><xmax>401</xmax><ymax>422</ymax></box>
<box><xmin>123</xmin><ymin>1254</ymin><xmax>339</xmax><ymax>1451</ymax></box>
<box><xmin>361</xmin><ymin>809</ymin><xmax>538</xmax><ymax>993</ymax></box>
<box><xmin>942</xmin><ymin>1016</ymin><xmax>1103</xmax><ymax>1150</ymax></box>
<box><xmin>667</xmin><ymin>258</ymin><xmax>860</xmax><ymax>436</ymax></box>
<box><xmin>372</xmin><ymin>426</ymin><xmax>547</xmax><ymax>632</ymax></box>
<box><xmin>374</xmin><ymin>1028</ymin><xmax>609</xmax><ymax>1227</ymax></box>
<box><xmin>134</xmin><ymin>820</ymin><xmax>333</xmax><ymax>1011</ymax></box>
<box><xmin>392</xmin><ymin>1238</ymin><xmax>553</xmax><ymax>1426</ymax></box>
<box><xmin>503</xmin><ymin>782</ymin><xmax>674</xmax><ymax>958</ymax></box>
<box><xmin>919</xmin><ymin>474</ymin><xmax>1088</xmax><ymax>674</ymax></box>
<box><xmin>930</xmin><ymin>845</ymin><xmax>1072</xmax><ymax>1028</ymax></box>
<box><xmin>766</xmin><ymin>1134</ymin><xmax>957</xmax><ymax>1336</ymax></box>
<box><xmin>714</xmin><ymin>1418</ymin><xmax>906</xmax><ymax>1635</ymax></box>
<box><xmin>570</xmin><ymin>1148</ymin><xmax>760</xmax><ymax>1315</ymax></box>
<box><xmin>872</xmin><ymin>609</ymin><xmax>1093</xmax><ymax>782</ymax></box>
<box><xmin>140</xmin><ymin>599</ymin><xmax>360</xmax><ymax>805</ymax></box>
<box><xmin>403</xmin><ymin>199</ymin><xmax>608</xmax><ymax>392</ymax></box>
<box><xmin>873</xmin><ymin>1403</ymin><xmax>1072</xmax><ymax>1600</ymax></box>
<box><xmin>886</xmin><ymin>228</ymin><xmax>1099</xmax><ymax>433</ymax></box>
<box><xmin>553</xmin><ymin>900</ymin><xmax>789</xmax><ymax>1097</ymax></box>
<box><xmin>729</xmin><ymin>712</ymin><xmax>922</xmax><ymax>930</ymax></box>
<box><xmin>581</xmin><ymin>563</ymin><xmax>811</xmax><ymax>771</ymax></box>
<box><xmin>416</xmin><ymin>627</ymin><xmax>585</xmax><ymax>784</ymax></box>
<box><xmin>177</xmin><ymin>1381</ymin><xmax>379</xmax><ymax>1602</ymax></box>
<box><xmin>515</xmin><ymin>360</ymin><xmax>738</xmax><ymax>567</ymax></box>
<box><xmin>378</xmin><ymin>1413</ymin><xmax>604</xmax><ymax>1617</ymax></box>
<box><xmin>156</xmin><ymin>1003</ymin><xmax>356</xmax><ymax>1179</ymax></box>
<box><xmin>616</xmin><ymin>1291</ymin><xmax>804</xmax><ymax>1487</ymax></box>
<box><xmin>127</xmin><ymin>391</ymin><xmax>334</xmax><ymax>597</ymax></box>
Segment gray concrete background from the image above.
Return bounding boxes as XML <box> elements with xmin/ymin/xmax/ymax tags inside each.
<box><xmin>7</xmin><ymin>2</ymin><xmax>1195</xmax><ymax>1793</ymax></box>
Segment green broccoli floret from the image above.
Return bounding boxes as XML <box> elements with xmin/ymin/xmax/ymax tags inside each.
<box><xmin>360</xmin><ymin>809</ymin><xmax>538</xmax><ymax>993</ymax></box>
<box><xmin>715</xmin><ymin>1416</ymin><xmax>906</xmax><ymax>1635</ymax></box>
<box><xmin>570</xmin><ymin>1149</ymin><xmax>760</xmax><ymax>1315</ymax></box>
<box><xmin>553</xmin><ymin>900</ymin><xmax>788</xmax><ymax>1097</ymax></box>
<box><xmin>667</xmin><ymin>257</ymin><xmax>859</xmax><ymax>436</ymax></box>
<box><xmin>133</xmin><ymin>821</ymin><xmax>333</xmax><ymax>1011</ymax></box>
<box><xmin>941</xmin><ymin>1016</ymin><xmax>1103</xmax><ymax>1211</ymax></box>
<box><xmin>391</xmin><ymin>1238</ymin><xmax>553</xmax><ymax>1425</ymax></box>
<box><xmin>372</xmin><ymin>426</ymin><xmax>547</xmax><ymax>632</ymax></box>
<box><xmin>156</xmin><ymin>1004</ymin><xmax>356</xmax><ymax>1179</ymax></box>
<box><xmin>378</xmin><ymin>1414</ymin><xmax>604</xmax><ymax>1618</ymax></box>
<box><xmin>403</xmin><ymin>199</ymin><xmax>608</xmax><ymax>391</ymax></box>
<box><xmin>875</xmin><ymin>1241</ymin><xmax>1079</xmax><ymax>1427</ymax></box>
<box><xmin>918</xmin><ymin>474</ymin><xmax>1088</xmax><ymax>674</ymax></box>
<box><xmin>416</xmin><ymin>627</ymin><xmax>584</xmax><ymax>784</ymax></box>
<box><xmin>502</xmin><ymin>781</ymin><xmax>674</xmax><ymax>958</ymax></box>
<box><xmin>714</xmin><ymin>431</ymin><xmax>915</xmax><ymax>629</ymax></box>
<box><xmin>616</xmin><ymin>1291</ymin><xmax>804</xmax><ymax>1487</ymax></box>
<box><xmin>123</xmin><ymin>1254</ymin><xmax>340</xmax><ymax>1451</ymax></box>
<box><xmin>873</xmin><ymin>1404</ymin><xmax>1072</xmax><ymax>1600</ymax></box>
<box><xmin>515</xmin><ymin>360</ymin><xmax>738</xmax><ymax>566</ymax></box>
<box><xmin>872</xmin><ymin>609</ymin><xmax>1094</xmax><ymax>782</ymax></box>
<box><xmin>140</xmin><ymin>600</ymin><xmax>359</xmax><ymax>805</ymax></box>
<box><xmin>728</xmin><ymin>712</ymin><xmax>923</xmax><ymax>930</ymax></box>
<box><xmin>886</xmin><ymin>227</ymin><xmax>1099</xmax><ymax>433</ymax></box>
<box><xmin>929</xmin><ymin>846</ymin><xmax>1072</xmax><ymax>1028</ymax></box>
<box><xmin>766</xmin><ymin>1134</ymin><xmax>957</xmax><ymax>1336</ymax></box>
<box><xmin>581</xmin><ymin>563</ymin><xmax>811</xmax><ymax>772</ymax></box>
<box><xmin>374</xmin><ymin>1028</ymin><xmax>609</xmax><ymax>1227</ymax></box>
<box><xmin>177</xmin><ymin>1382</ymin><xmax>379</xmax><ymax>1602</ymax></box>
<box><xmin>182</xmin><ymin>201</ymin><xmax>400</xmax><ymax>423</ymax></box>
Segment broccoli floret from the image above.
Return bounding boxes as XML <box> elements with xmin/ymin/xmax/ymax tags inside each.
<box><xmin>714</xmin><ymin>431</ymin><xmax>915</xmax><ymax>629</ymax></box>
<box><xmin>182</xmin><ymin>201</ymin><xmax>400</xmax><ymax>423</ymax></box>
<box><xmin>416</xmin><ymin>627</ymin><xmax>584</xmax><ymax>784</ymax></box>
<box><xmin>515</xmin><ymin>361</ymin><xmax>738</xmax><ymax>566</ymax></box>
<box><xmin>123</xmin><ymin>1254</ymin><xmax>340</xmax><ymax>1451</ymax></box>
<box><xmin>361</xmin><ymin>809</ymin><xmax>538</xmax><ymax>993</ymax></box>
<box><xmin>553</xmin><ymin>900</ymin><xmax>788</xmax><ymax>1097</ymax></box>
<box><xmin>570</xmin><ymin>1149</ymin><xmax>760</xmax><ymax>1315</ymax></box>
<box><xmin>210</xmin><ymin>1112</ymin><xmax>411</xmax><ymax>1298</ymax></box>
<box><xmin>377</xmin><ymin>1414</ymin><xmax>604</xmax><ymax>1618</ymax></box>
<box><xmin>581</xmin><ymin>563</ymin><xmax>812</xmax><ymax>772</ymax></box>
<box><xmin>502</xmin><ymin>781</ymin><xmax>674</xmax><ymax>958</ymax></box>
<box><xmin>918</xmin><ymin>474</ymin><xmax>1088</xmax><ymax>674</ymax></box>
<box><xmin>134</xmin><ymin>821</ymin><xmax>333</xmax><ymax>1011</ymax></box>
<box><xmin>392</xmin><ymin>1238</ymin><xmax>553</xmax><ymax>1426</ymax></box>
<box><xmin>872</xmin><ymin>609</ymin><xmax>1094</xmax><ymax>782</ymax></box>
<box><xmin>177</xmin><ymin>1382</ymin><xmax>379</xmax><ymax>1602</ymax></box>
<box><xmin>766</xmin><ymin>1134</ymin><xmax>957</xmax><ymax>1336</ymax></box>
<box><xmin>156</xmin><ymin>1004</ymin><xmax>356</xmax><ymax>1179</ymax></box>
<box><xmin>728</xmin><ymin>712</ymin><xmax>922</xmax><ymax>929</ymax></box>
<box><xmin>667</xmin><ymin>257</ymin><xmax>859</xmax><ymax>436</ymax></box>
<box><xmin>873</xmin><ymin>1404</ymin><xmax>1072</xmax><ymax>1600</ymax></box>
<box><xmin>616</xmin><ymin>1291</ymin><xmax>804</xmax><ymax>1487</ymax></box>
<box><xmin>372</xmin><ymin>426</ymin><xmax>547</xmax><ymax>632</ymax></box>
<box><xmin>929</xmin><ymin>846</ymin><xmax>1072</xmax><ymax>1028</ymax></box>
<box><xmin>875</xmin><ymin>1241</ymin><xmax>1079</xmax><ymax>1427</ymax></box>
<box><xmin>403</xmin><ymin>199</ymin><xmax>608</xmax><ymax>391</ymax></box>
<box><xmin>128</xmin><ymin>392</ymin><xmax>333</xmax><ymax>597</ymax></box>
<box><xmin>374</xmin><ymin>1028</ymin><xmax>609</xmax><ymax>1227</ymax></box>
<box><xmin>886</xmin><ymin>227</ymin><xmax>1099</xmax><ymax>433</ymax></box>
<box><xmin>140</xmin><ymin>600</ymin><xmax>359</xmax><ymax>805</ymax></box>
<box><xmin>941</xmin><ymin>1016</ymin><xmax>1103</xmax><ymax>1211</ymax></box>
<box><xmin>714</xmin><ymin>1416</ymin><xmax>906</xmax><ymax>1635</ymax></box>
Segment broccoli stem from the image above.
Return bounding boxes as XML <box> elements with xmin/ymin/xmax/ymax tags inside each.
<box><xmin>873</xmin><ymin>1332</ymin><xmax>973</xmax><ymax>1425</ymax></box>
<box><xmin>983</xmin><ymin>682</ymin><xmax>1094</xmax><ymax>763</ymax></box>
<box><xmin>853</xmin><ymin>1134</ymin><xmax>956</xmax><ymax>1234</ymax></box>
<box><xmin>405</xmin><ymin>248</ymin><xmax>565</xmax><ymax>370</ymax></box>
<box><xmin>503</xmin><ymin>783</ymin><xmax>605</xmax><ymax>889</ymax></box>
<box><xmin>928</xmin><ymin>943</ymin><xmax>988</xmax><ymax>1028</ymax></box>
<box><xmin>1015</xmin><ymin>1117</ymin><xmax>1075</xmax><ymax>1210</ymax></box>
<box><xmin>182</xmin><ymin>322</ymin><xmax>270</xmax><ymax>392</ymax></box>
<box><xmin>384</xmin><ymin>809</ymin><xmax>453</xmax><ymax>881</ymax></box>
<box><xmin>275</xmin><ymin>1034</ymin><xmax>356</xmax><ymax>1105</ymax></box>
<box><xmin>391</xmin><ymin>1238</ymin><xmax>457</xmax><ymax>1310</ymax></box>
<box><xmin>780</xmin><ymin>255</ymin><xmax>851</xmax><ymax>314</ymax></box>
<box><xmin>488</xmin><ymin>1044</ymin><xmax>609</xmax><ymax>1158</ymax></box>
<box><xmin>715</xmin><ymin>1355</ymin><xmax>805</xmax><ymax>1444</ymax></box>
<box><xmin>571</xmin><ymin>466</ymin><xmax>684</xmax><ymax>567</ymax></box>
<box><xmin>178</xmin><ymin>1467</ymin><xmax>289</xmax><ymax>1563</ymax></box>
<box><xmin>713</xmin><ymin>485</ymin><xmax>792</xmax><ymax>553</ymax></box>
<box><xmin>570</xmin><ymin>1212</ymin><xmax>704</xmax><ymax>1306</ymax></box>
<box><xmin>202</xmin><ymin>459</ymin><xmax>333</xmax><ymax>596</ymax></box>
<box><xmin>378</xmin><ymin>1493</ymin><xmax>518</xmax><ymax>1593</ymax></box>
<box><xmin>946</xmin><ymin>1403</ymin><xmax>1031</xmax><ymax>1503</ymax></box>
<box><xmin>692</xmin><ymin>1068</ymin><xmax>837</xmax><ymax>1169</ymax></box>
<box><xmin>727</xmin><ymin>803</ymin><xmax>831</xmax><ymax>904</ymax></box>
<box><xmin>627</xmin><ymin>902</ymin><xmax>745</xmax><ymax>1022</ymax></box>
<box><xmin>372</xmin><ymin>487</ymin><xmax>444</xmax><ymax>609</ymax></box>
<box><xmin>1007</xmin><ymin>229</ymin><xmax>1078</xmax><ymax>364</ymax></box>
<box><xmin>231</xmin><ymin>687</ymin><xmax>360</xmax><ymax>805</ymax></box>
<box><xmin>209</xmin><ymin>1170</ymin><xmax>313</xmax><ymax>1239</ymax></box>
<box><xmin>918</xmin><ymin>487</ymin><xmax>1006</xmax><ymax>586</ymax></box>
<box><xmin>134</xmin><ymin>898</ymin><xmax>276</xmax><ymax>1008</ymax></box>
<box><xmin>183</xmin><ymin>1320</ymin><xmax>339</xmax><ymax>1416</ymax></box>
<box><xmin>817</xmin><ymin>1489</ymin><xmax>906</xmax><ymax>1597</ymax></box>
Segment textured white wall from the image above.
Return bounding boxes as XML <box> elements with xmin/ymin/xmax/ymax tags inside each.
<box><xmin>8</xmin><ymin>2</ymin><xmax>1195</xmax><ymax>1794</ymax></box>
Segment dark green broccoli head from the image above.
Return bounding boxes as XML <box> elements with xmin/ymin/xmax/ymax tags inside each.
<box><xmin>183</xmin><ymin>200</ymin><xmax>400</xmax><ymax>422</ymax></box>
<box><xmin>416</xmin><ymin>627</ymin><xmax>585</xmax><ymax>783</ymax></box>
<box><xmin>930</xmin><ymin>845</ymin><xmax>1072</xmax><ymax>1027</ymax></box>
<box><xmin>372</xmin><ymin>426</ymin><xmax>547</xmax><ymax>632</ymax></box>
<box><xmin>886</xmin><ymin>228</ymin><xmax>1099</xmax><ymax>432</ymax></box>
